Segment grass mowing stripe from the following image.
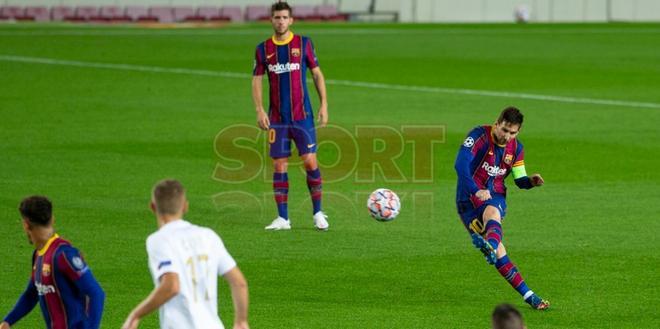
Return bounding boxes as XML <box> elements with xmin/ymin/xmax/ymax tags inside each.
<box><xmin>2</xmin><ymin>54</ymin><xmax>659</xmax><ymax>110</ymax></box>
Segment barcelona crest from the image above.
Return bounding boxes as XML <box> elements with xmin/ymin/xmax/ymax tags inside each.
<box><xmin>504</xmin><ymin>154</ymin><xmax>513</xmax><ymax>165</ymax></box>
<box><xmin>42</xmin><ymin>264</ymin><xmax>51</xmax><ymax>277</ymax></box>
<box><xmin>291</xmin><ymin>48</ymin><xmax>301</xmax><ymax>57</ymax></box>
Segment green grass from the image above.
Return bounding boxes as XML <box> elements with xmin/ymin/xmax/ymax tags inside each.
<box><xmin>1</xmin><ymin>22</ymin><xmax>660</xmax><ymax>328</ymax></box>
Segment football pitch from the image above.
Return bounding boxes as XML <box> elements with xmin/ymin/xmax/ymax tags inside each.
<box><xmin>1</xmin><ymin>22</ymin><xmax>659</xmax><ymax>328</ymax></box>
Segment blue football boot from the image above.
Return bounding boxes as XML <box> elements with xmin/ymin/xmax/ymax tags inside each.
<box><xmin>471</xmin><ymin>233</ymin><xmax>497</xmax><ymax>265</ymax></box>
<box><xmin>525</xmin><ymin>294</ymin><xmax>550</xmax><ymax>310</ymax></box>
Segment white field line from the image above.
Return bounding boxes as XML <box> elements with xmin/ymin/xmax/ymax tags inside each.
<box><xmin>1</xmin><ymin>54</ymin><xmax>659</xmax><ymax>109</ymax></box>
<box><xmin>0</xmin><ymin>54</ymin><xmax>249</xmax><ymax>79</ymax></box>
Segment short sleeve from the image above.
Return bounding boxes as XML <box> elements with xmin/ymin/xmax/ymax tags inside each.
<box><xmin>55</xmin><ymin>246</ymin><xmax>90</xmax><ymax>281</ymax></box>
<box><xmin>304</xmin><ymin>38</ymin><xmax>319</xmax><ymax>69</ymax></box>
<box><xmin>211</xmin><ymin>232</ymin><xmax>236</xmax><ymax>275</ymax></box>
<box><xmin>147</xmin><ymin>235</ymin><xmax>181</xmax><ymax>280</ymax></box>
<box><xmin>253</xmin><ymin>45</ymin><xmax>266</xmax><ymax>76</ymax></box>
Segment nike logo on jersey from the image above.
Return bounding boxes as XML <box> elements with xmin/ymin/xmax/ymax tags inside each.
<box><xmin>307</xmin><ymin>144</ymin><xmax>316</xmax><ymax>148</ymax></box>
<box><xmin>267</xmin><ymin>53</ymin><xmax>275</xmax><ymax>59</ymax></box>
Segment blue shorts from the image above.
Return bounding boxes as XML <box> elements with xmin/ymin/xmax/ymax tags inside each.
<box><xmin>269</xmin><ymin>118</ymin><xmax>317</xmax><ymax>158</ymax></box>
<box><xmin>456</xmin><ymin>194</ymin><xmax>507</xmax><ymax>235</ymax></box>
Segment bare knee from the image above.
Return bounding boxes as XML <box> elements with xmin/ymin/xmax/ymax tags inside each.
<box><xmin>301</xmin><ymin>153</ymin><xmax>318</xmax><ymax>171</ymax></box>
<box><xmin>483</xmin><ymin>205</ymin><xmax>502</xmax><ymax>224</ymax></box>
<box><xmin>273</xmin><ymin>158</ymin><xmax>288</xmax><ymax>173</ymax></box>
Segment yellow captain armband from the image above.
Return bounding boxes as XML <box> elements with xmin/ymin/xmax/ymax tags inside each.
<box><xmin>511</xmin><ymin>160</ymin><xmax>527</xmax><ymax>179</ymax></box>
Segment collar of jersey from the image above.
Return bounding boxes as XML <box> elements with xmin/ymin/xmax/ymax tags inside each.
<box><xmin>272</xmin><ymin>31</ymin><xmax>294</xmax><ymax>46</ymax></box>
<box><xmin>37</xmin><ymin>233</ymin><xmax>60</xmax><ymax>256</ymax></box>
<box><xmin>160</xmin><ymin>219</ymin><xmax>188</xmax><ymax>231</ymax></box>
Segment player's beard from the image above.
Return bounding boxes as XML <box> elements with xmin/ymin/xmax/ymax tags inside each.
<box><xmin>276</xmin><ymin>26</ymin><xmax>289</xmax><ymax>36</ymax></box>
<box><xmin>493</xmin><ymin>134</ymin><xmax>504</xmax><ymax>145</ymax></box>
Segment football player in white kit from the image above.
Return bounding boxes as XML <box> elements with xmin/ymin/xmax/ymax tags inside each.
<box><xmin>122</xmin><ymin>179</ymin><xmax>249</xmax><ymax>329</ymax></box>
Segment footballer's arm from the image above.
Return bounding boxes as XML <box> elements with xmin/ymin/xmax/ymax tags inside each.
<box><xmin>1</xmin><ymin>279</ymin><xmax>39</xmax><ymax>328</ymax></box>
<box><xmin>224</xmin><ymin>267</ymin><xmax>249</xmax><ymax>329</ymax></box>
<box><xmin>74</xmin><ymin>271</ymin><xmax>105</xmax><ymax>328</ymax></box>
<box><xmin>455</xmin><ymin>138</ymin><xmax>490</xmax><ymax>201</ymax></box>
<box><xmin>121</xmin><ymin>272</ymin><xmax>180</xmax><ymax>329</ymax></box>
<box><xmin>252</xmin><ymin>74</ymin><xmax>270</xmax><ymax>130</ymax></box>
<box><xmin>311</xmin><ymin>67</ymin><xmax>328</xmax><ymax>127</ymax></box>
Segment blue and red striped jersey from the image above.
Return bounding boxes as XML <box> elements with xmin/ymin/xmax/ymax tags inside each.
<box><xmin>3</xmin><ymin>234</ymin><xmax>104</xmax><ymax>329</ymax></box>
<box><xmin>455</xmin><ymin>125</ymin><xmax>528</xmax><ymax>208</ymax></box>
<box><xmin>253</xmin><ymin>33</ymin><xmax>319</xmax><ymax>123</ymax></box>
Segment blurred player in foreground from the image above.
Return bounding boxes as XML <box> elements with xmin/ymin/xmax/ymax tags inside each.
<box><xmin>1</xmin><ymin>196</ymin><xmax>105</xmax><ymax>329</ymax></box>
<box><xmin>492</xmin><ymin>303</ymin><xmax>526</xmax><ymax>329</ymax></box>
<box><xmin>122</xmin><ymin>179</ymin><xmax>249</xmax><ymax>329</ymax></box>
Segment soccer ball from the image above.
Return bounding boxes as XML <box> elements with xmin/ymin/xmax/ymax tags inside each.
<box><xmin>367</xmin><ymin>188</ymin><xmax>401</xmax><ymax>221</ymax></box>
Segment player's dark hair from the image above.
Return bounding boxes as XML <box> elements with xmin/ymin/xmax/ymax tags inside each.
<box><xmin>152</xmin><ymin>179</ymin><xmax>186</xmax><ymax>215</ymax></box>
<box><xmin>271</xmin><ymin>1</ymin><xmax>293</xmax><ymax>16</ymax></box>
<box><xmin>492</xmin><ymin>304</ymin><xmax>524</xmax><ymax>329</ymax></box>
<box><xmin>497</xmin><ymin>106</ymin><xmax>524</xmax><ymax>126</ymax></box>
<box><xmin>19</xmin><ymin>196</ymin><xmax>53</xmax><ymax>227</ymax></box>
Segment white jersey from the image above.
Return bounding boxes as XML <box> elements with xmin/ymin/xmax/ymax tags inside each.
<box><xmin>146</xmin><ymin>219</ymin><xmax>237</xmax><ymax>329</ymax></box>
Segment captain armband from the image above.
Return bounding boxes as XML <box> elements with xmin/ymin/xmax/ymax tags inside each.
<box><xmin>511</xmin><ymin>160</ymin><xmax>527</xmax><ymax>179</ymax></box>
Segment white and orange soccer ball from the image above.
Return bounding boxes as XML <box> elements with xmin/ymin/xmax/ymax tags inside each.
<box><xmin>367</xmin><ymin>188</ymin><xmax>401</xmax><ymax>221</ymax></box>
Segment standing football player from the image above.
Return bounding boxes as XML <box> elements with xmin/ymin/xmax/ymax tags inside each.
<box><xmin>252</xmin><ymin>1</ymin><xmax>329</xmax><ymax>231</ymax></box>
<box><xmin>1</xmin><ymin>196</ymin><xmax>105</xmax><ymax>329</ymax></box>
<box><xmin>454</xmin><ymin>107</ymin><xmax>550</xmax><ymax>310</ymax></box>
<box><xmin>122</xmin><ymin>179</ymin><xmax>249</xmax><ymax>329</ymax></box>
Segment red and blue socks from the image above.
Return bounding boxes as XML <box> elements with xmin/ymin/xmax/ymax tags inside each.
<box><xmin>273</xmin><ymin>172</ymin><xmax>289</xmax><ymax>219</ymax></box>
<box><xmin>495</xmin><ymin>255</ymin><xmax>533</xmax><ymax>300</ymax></box>
<box><xmin>485</xmin><ymin>220</ymin><xmax>503</xmax><ymax>250</ymax></box>
<box><xmin>489</xmin><ymin>220</ymin><xmax>535</xmax><ymax>302</ymax></box>
<box><xmin>274</xmin><ymin>169</ymin><xmax>321</xmax><ymax>218</ymax></box>
<box><xmin>306</xmin><ymin>168</ymin><xmax>322</xmax><ymax>214</ymax></box>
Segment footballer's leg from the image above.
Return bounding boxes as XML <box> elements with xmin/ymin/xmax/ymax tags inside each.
<box><xmin>495</xmin><ymin>245</ymin><xmax>549</xmax><ymax>310</ymax></box>
<box><xmin>293</xmin><ymin>122</ymin><xmax>328</xmax><ymax>231</ymax></box>
<box><xmin>301</xmin><ymin>152</ymin><xmax>328</xmax><ymax>230</ymax></box>
<box><xmin>266</xmin><ymin>126</ymin><xmax>292</xmax><ymax>230</ymax></box>
<box><xmin>471</xmin><ymin>205</ymin><xmax>501</xmax><ymax>265</ymax></box>
<box><xmin>457</xmin><ymin>201</ymin><xmax>496</xmax><ymax>264</ymax></box>
<box><xmin>265</xmin><ymin>157</ymin><xmax>291</xmax><ymax>230</ymax></box>
<box><xmin>488</xmin><ymin>214</ymin><xmax>550</xmax><ymax>311</ymax></box>
<box><xmin>483</xmin><ymin>205</ymin><xmax>504</xmax><ymax>251</ymax></box>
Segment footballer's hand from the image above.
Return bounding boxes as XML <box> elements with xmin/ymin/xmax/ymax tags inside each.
<box><xmin>475</xmin><ymin>189</ymin><xmax>492</xmax><ymax>201</ymax></box>
<box><xmin>233</xmin><ymin>321</ymin><xmax>250</xmax><ymax>329</ymax></box>
<box><xmin>256</xmin><ymin>110</ymin><xmax>270</xmax><ymax>130</ymax></box>
<box><xmin>317</xmin><ymin>104</ymin><xmax>328</xmax><ymax>128</ymax></box>
<box><xmin>1</xmin><ymin>321</ymin><xmax>11</xmax><ymax>329</ymax></box>
<box><xmin>530</xmin><ymin>174</ymin><xmax>544</xmax><ymax>187</ymax></box>
<box><xmin>121</xmin><ymin>316</ymin><xmax>140</xmax><ymax>329</ymax></box>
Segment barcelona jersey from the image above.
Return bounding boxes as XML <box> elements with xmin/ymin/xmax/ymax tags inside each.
<box><xmin>253</xmin><ymin>33</ymin><xmax>319</xmax><ymax>124</ymax></box>
<box><xmin>3</xmin><ymin>234</ymin><xmax>104</xmax><ymax>329</ymax></box>
<box><xmin>455</xmin><ymin>125</ymin><xmax>531</xmax><ymax>210</ymax></box>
